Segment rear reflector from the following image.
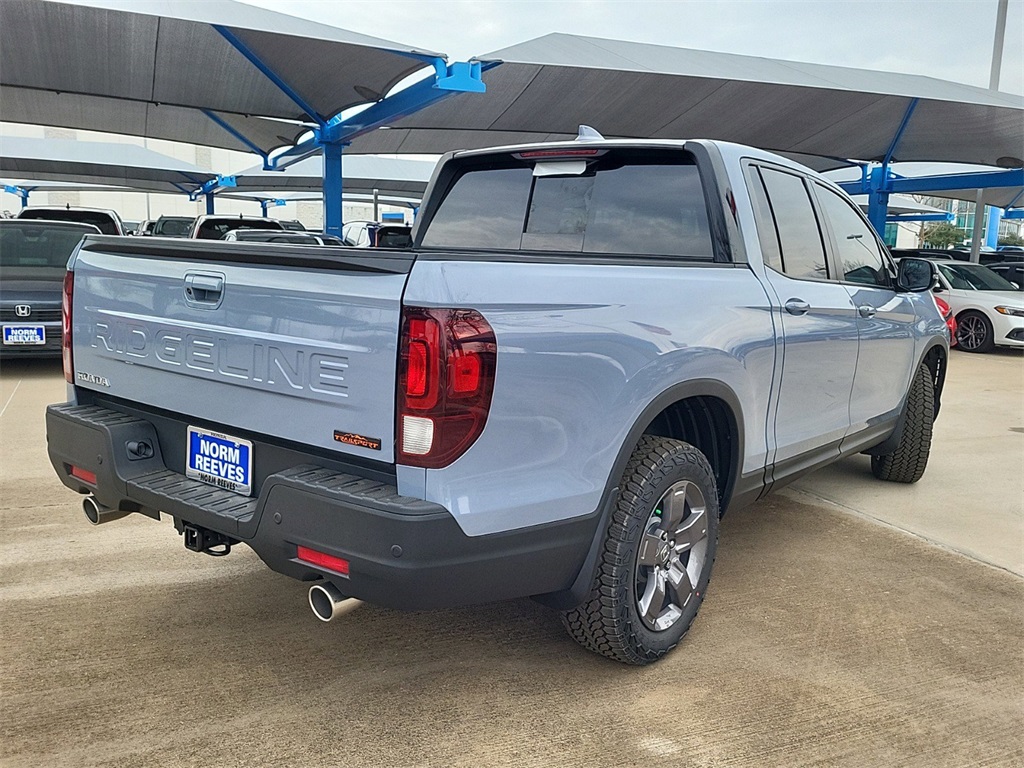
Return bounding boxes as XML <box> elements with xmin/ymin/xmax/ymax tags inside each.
<box><xmin>297</xmin><ymin>545</ymin><xmax>350</xmax><ymax>576</ymax></box>
<box><xmin>69</xmin><ymin>465</ymin><xmax>96</xmax><ymax>485</ymax></box>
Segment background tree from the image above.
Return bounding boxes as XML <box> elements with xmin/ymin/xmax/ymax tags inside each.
<box><xmin>997</xmin><ymin>232</ymin><xmax>1024</xmax><ymax>247</ymax></box>
<box><xmin>921</xmin><ymin>222</ymin><xmax>966</xmax><ymax>249</ymax></box>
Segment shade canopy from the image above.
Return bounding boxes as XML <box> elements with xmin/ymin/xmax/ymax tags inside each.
<box><xmin>343</xmin><ymin>33</ymin><xmax>1023</xmax><ymax>169</ymax></box>
<box><xmin>2</xmin><ymin>178</ymin><xmax>136</xmax><ymax>194</ymax></box>
<box><xmin>228</xmin><ymin>155</ymin><xmax>436</xmax><ymax>197</ymax></box>
<box><xmin>0</xmin><ymin>136</ymin><xmax>217</xmax><ymax>193</ymax></box>
<box><xmin>0</xmin><ymin>0</ymin><xmax>441</xmax><ymax>155</ymax></box>
<box><xmin>849</xmin><ymin>194</ymin><xmax>948</xmax><ymax>216</ymax></box>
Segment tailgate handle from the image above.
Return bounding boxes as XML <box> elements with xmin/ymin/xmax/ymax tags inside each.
<box><xmin>184</xmin><ymin>273</ymin><xmax>224</xmax><ymax>307</ymax></box>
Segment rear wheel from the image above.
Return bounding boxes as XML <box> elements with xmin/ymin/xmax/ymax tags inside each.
<box><xmin>871</xmin><ymin>362</ymin><xmax>934</xmax><ymax>483</ymax></box>
<box><xmin>956</xmin><ymin>311</ymin><xmax>994</xmax><ymax>353</ymax></box>
<box><xmin>561</xmin><ymin>436</ymin><xmax>719</xmax><ymax>665</ymax></box>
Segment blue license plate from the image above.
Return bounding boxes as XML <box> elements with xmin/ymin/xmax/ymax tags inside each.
<box><xmin>3</xmin><ymin>325</ymin><xmax>45</xmax><ymax>345</ymax></box>
<box><xmin>185</xmin><ymin>427</ymin><xmax>253</xmax><ymax>496</ymax></box>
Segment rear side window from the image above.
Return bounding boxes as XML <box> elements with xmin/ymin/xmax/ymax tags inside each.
<box><xmin>815</xmin><ymin>186</ymin><xmax>890</xmax><ymax>288</ymax></box>
<box><xmin>757</xmin><ymin>168</ymin><xmax>828</xmax><ymax>280</ymax></box>
<box><xmin>421</xmin><ymin>151</ymin><xmax>715</xmax><ymax>260</ymax></box>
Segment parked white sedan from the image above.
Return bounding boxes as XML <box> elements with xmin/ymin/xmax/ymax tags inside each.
<box><xmin>930</xmin><ymin>261</ymin><xmax>1024</xmax><ymax>353</ymax></box>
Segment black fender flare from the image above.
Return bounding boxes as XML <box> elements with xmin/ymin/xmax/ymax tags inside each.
<box><xmin>535</xmin><ymin>379</ymin><xmax>744</xmax><ymax>610</ymax></box>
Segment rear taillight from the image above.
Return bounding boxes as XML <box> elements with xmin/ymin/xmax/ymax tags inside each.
<box><xmin>397</xmin><ymin>307</ymin><xmax>497</xmax><ymax>468</ymax></box>
<box><xmin>62</xmin><ymin>270</ymin><xmax>73</xmax><ymax>383</ymax></box>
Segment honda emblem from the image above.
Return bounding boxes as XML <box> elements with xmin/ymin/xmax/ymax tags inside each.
<box><xmin>14</xmin><ymin>305</ymin><xmax>31</xmax><ymax>317</ymax></box>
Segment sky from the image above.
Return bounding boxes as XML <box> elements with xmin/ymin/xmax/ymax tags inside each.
<box><xmin>243</xmin><ymin>0</ymin><xmax>1024</xmax><ymax>96</ymax></box>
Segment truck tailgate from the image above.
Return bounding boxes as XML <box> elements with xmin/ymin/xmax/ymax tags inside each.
<box><xmin>70</xmin><ymin>238</ymin><xmax>409</xmax><ymax>463</ymax></box>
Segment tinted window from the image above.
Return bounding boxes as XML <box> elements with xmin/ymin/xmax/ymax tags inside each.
<box><xmin>375</xmin><ymin>227</ymin><xmax>412</xmax><ymax>248</ymax></box>
<box><xmin>816</xmin><ymin>187</ymin><xmax>890</xmax><ymax>287</ymax></box>
<box><xmin>196</xmin><ymin>219</ymin><xmax>283</xmax><ymax>239</ymax></box>
<box><xmin>19</xmin><ymin>209</ymin><xmax>119</xmax><ymax>235</ymax></box>
<box><xmin>745</xmin><ymin>168</ymin><xmax>784</xmax><ymax>272</ymax></box>
<box><xmin>759</xmin><ymin>168</ymin><xmax>828</xmax><ymax>280</ymax></box>
<box><xmin>0</xmin><ymin>223</ymin><xmax>91</xmax><ymax>276</ymax></box>
<box><xmin>422</xmin><ymin>153</ymin><xmax>715</xmax><ymax>260</ymax></box>
<box><xmin>422</xmin><ymin>167</ymin><xmax>533</xmax><ymax>250</ymax></box>
<box><xmin>154</xmin><ymin>217</ymin><xmax>193</xmax><ymax>237</ymax></box>
<box><xmin>937</xmin><ymin>263</ymin><xmax>1016</xmax><ymax>291</ymax></box>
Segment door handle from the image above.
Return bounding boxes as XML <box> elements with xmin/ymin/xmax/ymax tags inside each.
<box><xmin>858</xmin><ymin>305</ymin><xmax>877</xmax><ymax>318</ymax></box>
<box><xmin>184</xmin><ymin>273</ymin><xmax>224</xmax><ymax>307</ymax></box>
<box><xmin>784</xmin><ymin>299</ymin><xmax>810</xmax><ymax>316</ymax></box>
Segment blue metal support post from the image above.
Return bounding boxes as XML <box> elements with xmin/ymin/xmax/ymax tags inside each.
<box><xmin>3</xmin><ymin>184</ymin><xmax>30</xmax><ymax>208</ymax></box>
<box><xmin>985</xmin><ymin>207</ymin><xmax>1002</xmax><ymax>248</ymax></box>
<box><xmin>206</xmin><ymin>193</ymin><xmax>215</xmax><ymax>215</ymax></box>
<box><xmin>260</xmin><ymin>200</ymin><xmax>269</xmax><ymax>218</ymax></box>
<box><xmin>866</xmin><ymin>166</ymin><xmax>891</xmax><ymax>237</ymax></box>
<box><xmin>322</xmin><ymin>140</ymin><xmax>344</xmax><ymax>236</ymax></box>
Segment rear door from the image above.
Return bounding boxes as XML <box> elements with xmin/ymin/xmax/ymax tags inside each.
<box><xmin>746</xmin><ymin>164</ymin><xmax>859</xmax><ymax>468</ymax></box>
<box><xmin>812</xmin><ymin>184</ymin><xmax>917</xmax><ymax>433</ymax></box>
<box><xmin>70</xmin><ymin>238</ymin><xmax>411</xmax><ymax>463</ymax></box>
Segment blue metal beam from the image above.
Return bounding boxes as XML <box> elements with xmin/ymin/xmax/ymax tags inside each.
<box><xmin>883</xmin><ymin>98</ymin><xmax>919</xmax><ymax>166</ymax></box>
<box><xmin>3</xmin><ymin>184</ymin><xmax>30</xmax><ymax>208</ymax></box>
<box><xmin>838</xmin><ymin>168</ymin><xmax>1024</xmax><ymax>197</ymax></box>
<box><xmin>1004</xmin><ymin>209</ymin><xmax>1024</xmax><ymax>220</ymax></box>
<box><xmin>258</xmin><ymin>198</ymin><xmax>286</xmax><ymax>217</ymax></box>
<box><xmin>888</xmin><ymin>169</ymin><xmax>1023</xmax><ymax>195</ymax></box>
<box><xmin>213</xmin><ymin>25</ymin><xmax>328</xmax><ymax>129</ymax></box>
<box><xmin>205</xmin><ymin>193</ymin><xmax>215</xmax><ymax>215</ymax></box>
<box><xmin>886</xmin><ymin>213</ymin><xmax>954</xmax><ymax>223</ymax></box>
<box><xmin>202</xmin><ymin>109</ymin><xmax>270</xmax><ymax>163</ymax></box>
<box><xmin>189</xmin><ymin>175</ymin><xmax>237</xmax><ymax>201</ymax></box>
<box><xmin>266</xmin><ymin>60</ymin><xmax>493</xmax><ymax>171</ymax></box>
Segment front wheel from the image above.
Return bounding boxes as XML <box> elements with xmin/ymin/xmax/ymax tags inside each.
<box><xmin>956</xmin><ymin>311</ymin><xmax>994</xmax><ymax>353</ymax></box>
<box><xmin>561</xmin><ymin>436</ymin><xmax>719</xmax><ymax>665</ymax></box>
<box><xmin>871</xmin><ymin>362</ymin><xmax>934</xmax><ymax>483</ymax></box>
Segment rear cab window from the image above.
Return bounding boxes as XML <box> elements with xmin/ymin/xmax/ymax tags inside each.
<box><xmin>419</xmin><ymin>149</ymin><xmax>718</xmax><ymax>262</ymax></box>
<box><xmin>19</xmin><ymin>209</ymin><xmax>120</xmax><ymax>236</ymax></box>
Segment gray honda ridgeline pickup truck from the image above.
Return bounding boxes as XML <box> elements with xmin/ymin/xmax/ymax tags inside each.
<box><xmin>47</xmin><ymin>135</ymin><xmax>947</xmax><ymax>665</ymax></box>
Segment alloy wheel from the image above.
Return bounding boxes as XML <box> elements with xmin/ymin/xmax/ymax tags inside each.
<box><xmin>634</xmin><ymin>480</ymin><xmax>709</xmax><ymax>631</ymax></box>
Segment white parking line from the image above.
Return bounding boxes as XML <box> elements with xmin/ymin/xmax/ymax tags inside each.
<box><xmin>0</xmin><ymin>379</ymin><xmax>23</xmax><ymax>419</ymax></box>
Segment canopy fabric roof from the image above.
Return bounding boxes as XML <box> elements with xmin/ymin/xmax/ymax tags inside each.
<box><xmin>229</xmin><ymin>155</ymin><xmax>436</xmax><ymax>197</ymax></box>
<box><xmin>2</xmin><ymin>178</ymin><xmax>136</xmax><ymax>193</ymax></box>
<box><xmin>344</xmin><ymin>33</ymin><xmax>1023</xmax><ymax>169</ymax></box>
<box><xmin>848</xmin><ymin>194</ymin><xmax>947</xmax><ymax>216</ymax></box>
<box><xmin>0</xmin><ymin>0</ymin><xmax>440</xmax><ymax>155</ymax></box>
<box><xmin>0</xmin><ymin>136</ymin><xmax>217</xmax><ymax>193</ymax></box>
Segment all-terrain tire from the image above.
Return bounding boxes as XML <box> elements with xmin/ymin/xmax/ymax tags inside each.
<box><xmin>871</xmin><ymin>362</ymin><xmax>934</xmax><ymax>483</ymax></box>
<box><xmin>561</xmin><ymin>436</ymin><xmax>719</xmax><ymax>665</ymax></box>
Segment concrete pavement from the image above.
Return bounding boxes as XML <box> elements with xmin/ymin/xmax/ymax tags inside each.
<box><xmin>1</xmin><ymin>354</ymin><xmax>1021</xmax><ymax>767</ymax></box>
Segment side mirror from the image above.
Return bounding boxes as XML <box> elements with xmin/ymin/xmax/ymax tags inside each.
<box><xmin>897</xmin><ymin>258</ymin><xmax>935</xmax><ymax>292</ymax></box>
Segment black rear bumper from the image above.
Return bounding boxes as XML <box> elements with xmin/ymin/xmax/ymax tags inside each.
<box><xmin>45</xmin><ymin>403</ymin><xmax>599</xmax><ymax>609</ymax></box>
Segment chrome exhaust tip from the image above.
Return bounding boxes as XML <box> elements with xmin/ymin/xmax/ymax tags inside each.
<box><xmin>308</xmin><ymin>582</ymin><xmax>350</xmax><ymax>622</ymax></box>
<box><xmin>82</xmin><ymin>496</ymin><xmax>129</xmax><ymax>526</ymax></box>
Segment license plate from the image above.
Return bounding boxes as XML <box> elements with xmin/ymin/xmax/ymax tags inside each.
<box><xmin>185</xmin><ymin>427</ymin><xmax>253</xmax><ymax>496</ymax></box>
<box><xmin>3</xmin><ymin>325</ymin><xmax>45</xmax><ymax>345</ymax></box>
